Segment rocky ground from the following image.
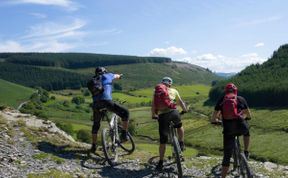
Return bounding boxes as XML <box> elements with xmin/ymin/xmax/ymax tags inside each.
<box><xmin>0</xmin><ymin>109</ymin><xmax>287</xmax><ymax>178</ymax></box>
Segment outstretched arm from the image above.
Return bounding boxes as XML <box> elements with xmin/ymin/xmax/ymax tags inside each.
<box><xmin>114</xmin><ymin>74</ymin><xmax>123</xmax><ymax>79</ymax></box>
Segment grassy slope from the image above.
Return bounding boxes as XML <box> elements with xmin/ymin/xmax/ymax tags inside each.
<box><xmin>0</xmin><ymin>79</ymin><xmax>35</xmax><ymax>108</ymax></box>
<box><xmin>76</xmin><ymin>62</ymin><xmax>221</xmax><ymax>90</ymax></box>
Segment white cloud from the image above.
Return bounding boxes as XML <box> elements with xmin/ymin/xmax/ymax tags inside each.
<box><xmin>10</xmin><ymin>0</ymin><xmax>79</xmax><ymax>11</ymax></box>
<box><xmin>23</xmin><ymin>18</ymin><xmax>86</xmax><ymax>39</ymax></box>
<box><xmin>175</xmin><ymin>53</ymin><xmax>266</xmax><ymax>73</ymax></box>
<box><xmin>0</xmin><ymin>41</ymin><xmax>25</xmax><ymax>52</ymax></box>
<box><xmin>0</xmin><ymin>18</ymin><xmax>86</xmax><ymax>52</ymax></box>
<box><xmin>29</xmin><ymin>12</ymin><xmax>47</xmax><ymax>19</ymax></box>
<box><xmin>254</xmin><ymin>42</ymin><xmax>264</xmax><ymax>47</ymax></box>
<box><xmin>149</xmin><ymin>46</ymin><xmax>187</xmax><ymax>57</ymax></box>
<box><xmin>0</xmin><ymin>40</ymin><xmax>74</xmax><ymax>52</ymax></box>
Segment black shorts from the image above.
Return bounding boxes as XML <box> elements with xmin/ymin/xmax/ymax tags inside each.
<box><xmin>91</xmin><ymin>100</ymin><xmax>129</xmax><ymax>134</ymax></box>
<box><xmin>158</xmin><ymin>110</ymin><xmax>182</xmax><ymax>144</ymax></box>
<box><xmin>222</xmin><ymin>119</ymin><xmax>250</xmax><ymax>136</ymax></box>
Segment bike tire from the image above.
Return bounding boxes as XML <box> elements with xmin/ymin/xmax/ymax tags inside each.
<box><xmin>239</xmin><ymin>153</ymin><xmax>253</xmax><ymax>178</ymax></box>
<box><xmin>232</xmin><ymin>148</ymin><xmax>240</xmax><ymax>172</ymax></box>
<box><xmin>101</xmin><ymin>128</ymin><xmax>118</xmax><ymax>166</ymax></box>
<box><xmin>118</xmin><ymin>126</ymin><xmax>135</xmax><ymax>153</ymax></box>
<box><xmin>172</xmin><ymin>135</ymin><xmax>183</xmax><ymax>178</ymax></box>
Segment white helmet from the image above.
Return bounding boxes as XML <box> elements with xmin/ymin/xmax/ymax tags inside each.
<box><xmin>161</xmin><ymin>77</ymin><xmax>173</xmax><ymax>85</ymax></box>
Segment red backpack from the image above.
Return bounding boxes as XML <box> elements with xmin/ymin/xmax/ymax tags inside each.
<box><xmin>153</xmin><ymin>83</ymin><xmax>176</xmax><ymax>112</ymax></box>
<box><xmin>222</xmin><ymin>93</ymin><xmax>240</xmax><ymax>119</ymax></box>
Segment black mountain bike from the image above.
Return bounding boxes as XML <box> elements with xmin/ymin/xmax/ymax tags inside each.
<box><xmin>212</xmin><ymin>120</ymin><xmax>253</xmax><ymax>178</ymax></box>
<box><xmin>101</xmin><ymin>110</ymin><xmax>135</xmax><ymax>166</ymax></box>
<box><xmin>232</xmin><ymin>135</ymin><xmax>253</xmax><ymax>178</ymax></box>
<box><xmin>166</xmin><ymin>111</ymin><xmax>186</xmax><ymax>178</ymax></box>
<box><xmin>168</xmin><ymin>121</ymin><xmax>183</xmax><ymax>177</ymax></box>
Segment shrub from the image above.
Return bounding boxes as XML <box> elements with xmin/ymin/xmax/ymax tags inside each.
<box><xmin>56</xmin><ymin>122</ymin><xmax>74</xmax><ymax>135</ymax></box>
<box><xmin>76</xmin><ymin>129</ymin><xmax>91</xmax><ymax>143</ymax></box>
<box><xmin>71</xmin><ymin>96</ymin><xmax>85</xmax><ymax>105</ymax></box>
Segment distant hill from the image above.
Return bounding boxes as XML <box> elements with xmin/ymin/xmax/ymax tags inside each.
<box><xmin>215</xmin><ymin>72</ymin><xmax>236</xmax><ymax>78</ymax></box>
<box><xmin>0</xmin><ymin>52</ymin><xmax>170</xmax><ymax>68</ymax></box>
<box><xmin>0</xmin><ymin>79</ymin><xmax>35</xmax><ymax>108</ymax></box>
<box><xmin>0</xmin><ymin>53</ymin><xmax>222</xmax><ymax>91</ymax></box>
<box><xmin>209</xmin><ymin>44</ymin><xmax>288</xmax><ymax>107</ymax></box>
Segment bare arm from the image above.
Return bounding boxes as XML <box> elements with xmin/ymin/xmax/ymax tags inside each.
<box><xmin>114</xmin><ymin>74</ymin><xmax>123</xmax><ymax>79</ymax></box>
<box><xmin>151</xmin><ymin>97</ymin><xmax>158</xmax><ymax>118</ymax></box>
<box><xmin>211</xmin><ymin>110</ymin><xmax>221</xmax><ymax>123</ymax></box>
<box><xmin>241</xmin><ymin>108</ymin><xmax>252</xmax><ymax>120</ymax></box>
<box><xmin>177</xmin><ymin>95</ymin><xmax>187</xmax><ymax>112</ymax></box>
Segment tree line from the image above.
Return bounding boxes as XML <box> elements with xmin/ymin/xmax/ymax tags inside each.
<box><xmin>209</xmin><ymin>44</ymin><xmax>288</xmax><ymax>107</ymax></box>
<box><xmin>0</xmin><ymin>63</ymin><xmax>88</xmax><ymax>90</ymax></box>
<box><xmin>0</xmin><ymin>52</ymin><xmax>171</xmax><ymax>69</ymax></box>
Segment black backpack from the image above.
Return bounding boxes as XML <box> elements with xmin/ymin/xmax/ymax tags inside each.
<box><xmin>87</xmin><ymin>75</ymin><xmax>104</xmax><ymax>96</ymax></box>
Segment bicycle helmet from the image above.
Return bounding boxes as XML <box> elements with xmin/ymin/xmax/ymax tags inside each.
<box><xmin>161</xmin><ymin>77</ymin><xmax>173</xmax><ymax>86</ymax></box>
<box><xmin>95</xmin><ymin>67</ymin><xmax>107</xmax><ymax>75</ymax></box>
<box><xmin>224</xmin><ymin>83</ymin><xmax>238</xmax><ymax>95</ymax></box>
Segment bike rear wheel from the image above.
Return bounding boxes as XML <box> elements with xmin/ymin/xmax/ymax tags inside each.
<box><xmin>101</xmin><ymin>128</ymin><xmax>118</xmax><ymax>166</ymax></box>
<box><xmin>172</xmin><ymin>135</ymin><xmax>183</xmax><ymax>178</ymax></box>
<box><xmin>239</xmin><ymin>153</ymin><xmax>253</xmax><ymax>178</ymax></box>
<box><xmin>118</xmin><ymin>126</ymin><xmax>135</xmax><ymax>153</ymax></box>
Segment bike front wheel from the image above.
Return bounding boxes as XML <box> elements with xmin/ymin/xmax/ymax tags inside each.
<box><xmin>101</xmin><ymin>128</ymin><xmax>118</xmax><ymax>166</ymax></box>
<box><xmin>118</xmin><ymin>126</ymin><xmax>135</xmax><ymax>153</ymax></box>
<box><xmin>239</xmin><ymin>153</ymin><xmax>253</xmax><ymax>178</ymax></box>
<box><xmin>172</xmin><ymin>135</ymin><xmax>183</xmax><ymax>178</ymax></box>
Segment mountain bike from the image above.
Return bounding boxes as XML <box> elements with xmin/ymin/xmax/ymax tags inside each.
<box><xmin>212</xmin><ymin>120</ymin><xmax>253</xmax><ymax>178</ymax></box>
<box><xmin>168</xmin><ymin>120</ymin><xmax>183</xmax><ymax>177</ymax></box>
<box><xmin>166</xmin><ymin>111</ymin><xmax>186</xmax><ymax>178</ymax></box>
<box><xmin>232</xmin><ymin>135</ymin><xmax>253</xmax><ymax>178</ymax></box>
<box><xmin>101</xmin><ymin>109</ymin><xmax>135</xmax><ymax>166</ymax></box>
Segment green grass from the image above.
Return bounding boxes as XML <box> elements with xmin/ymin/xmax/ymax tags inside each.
<box><xmin>13</xmin><ymin>83</ymin><xmax>288</xmax><ymax>165</ymax></box>
<box><xmin>27</xmin><ymin>169</ymin><xmax>72</xmax><ymax>178</ymax></box>
<box><xmin>0</xmin><ymin>79</ymin><xmax>35</xmax><ymax>108</ymax></box>
<box><xmin>130</xmin><ymin>105</ymin><xmax>288</xmax><ymax>164</ymax></box>
<box><xmin>124</xmin><ymin>143</ymin><xmax>198</xmax><ymax>161</ymax></box>
<box><xmin>76</xmin><ymin>62</ymin><xmax>221</xmax><ymax>90</ymax></box>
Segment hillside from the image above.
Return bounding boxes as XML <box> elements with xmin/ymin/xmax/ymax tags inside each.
<box><xmin>0</xmin><ymin>79</ymin><xmax>35</xmax><ymax>108</ymax></box>
<box><xmin>1</xmin><ymin>108</ymin><xmax>287</xmax><ymax>177</ymax></box>
<box><xmin>209</xmin><ymin>44</ymin><xmax>288</xmax><ymax>107</ymax></box>
<box><xmin>0</xmin><ymin>53</ymin><xmax>222</xmax><ymax>91</ymax></box>
<box><xmin>77</xmin><ymin>62</ymin><xmax>221</xmax><ymax>90</ymax></box>
<box><xmin>0</xmin><ymin>52</ymin><xmax>171</xmax><ymax>68</ymax></box>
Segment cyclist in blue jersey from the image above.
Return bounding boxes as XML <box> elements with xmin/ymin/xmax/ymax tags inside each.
<box><xmin>90</xmin><ymin>67</ymin><xmax>129</xmax><ymax>153</ymax></box>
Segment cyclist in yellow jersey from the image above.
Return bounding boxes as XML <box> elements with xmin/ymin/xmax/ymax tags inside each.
<box><xmin>152</xmin><ymin>77</ymin><xmax>187</xmax><ymax>171</ymax></box>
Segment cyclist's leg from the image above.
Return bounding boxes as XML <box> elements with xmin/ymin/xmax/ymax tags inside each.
<box><xmin>91</xmin><ymin>107</ymin><xmax>104</xmax><ymax>152</ymax></box>
<box><xmin>221</xmin><ymin>134</ymin><xmax>234</xmax><ymax>178</ymax></box>
<box><xmin>158</xmin><ymin>113</ymin><xmax>169</xmax><ymax>163</ymax></box>
<box><xmin>170</xmin><ymin>110</ymin><xmax>185</xmax><ymax>150</ymax></box>
<box><xmin>241</xmin><ymin>120</ymin><xmax>250</xmax><ymax>158</ymax></box>
<box><xmin>104</xmin><ymin>100</ymin><xmax>129</xmax><ymax>130</ymax></box>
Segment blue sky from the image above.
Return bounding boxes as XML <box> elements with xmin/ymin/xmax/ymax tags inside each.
<box><xmin>0</xmin><ymin>0</ymin><xmax>287</xmax><ymax>72</ymax></box>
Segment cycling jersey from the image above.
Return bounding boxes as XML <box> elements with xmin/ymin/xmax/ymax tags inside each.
<box><xmin>158</xmin><ymin>88</ymin><xmax>180</xmax><ymax>114</ymax></box>
<box><xmin>92</xmin><ymin>73</ymin><xmax>115</xmax><ymax>101</ymax></box>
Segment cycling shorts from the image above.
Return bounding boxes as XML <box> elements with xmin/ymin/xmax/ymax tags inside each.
<box><xmin>158</xmin><ymin>110</ymin><xmax>182</xmax><ymax>144</ymax></box>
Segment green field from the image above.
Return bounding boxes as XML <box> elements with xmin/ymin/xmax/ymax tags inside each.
<box><xmin>0</xmin><ymin>79</ymin><xmax>35</xmax><ymax>108</ymax></box>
